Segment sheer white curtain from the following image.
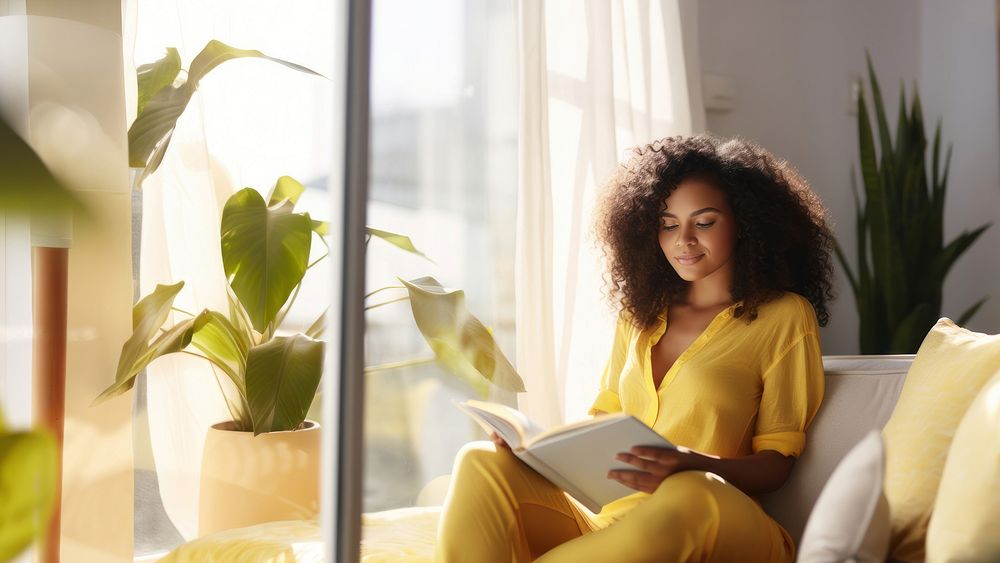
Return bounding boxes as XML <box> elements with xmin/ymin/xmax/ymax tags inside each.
<box><xmin>124</xmin><ymin>0</ymin><xmax>334</xmax><ymax>540</ymax></box>
<box><xmin>0</xmin><ymin>214</ymin><xmax>32</xmax><ymax>431</ymax></box>
<box><xmin>516</xmin><ymin>0</ymin><xmax>705</xmax><ymax>426</ymax></box>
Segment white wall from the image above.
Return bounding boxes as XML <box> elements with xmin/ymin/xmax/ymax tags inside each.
<box><xmin>698</xmin><ymin>0</ymin><xmax>999</xmax><ymax>353</ymax></box>
<box><xmin>919</xmin><ymin>0</ymin><xmax>1000</xmax><ymax>339</ymax></box>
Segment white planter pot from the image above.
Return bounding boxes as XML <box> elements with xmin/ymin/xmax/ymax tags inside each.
<box><xmin>198</xmin><ymin>420</ymin><xmax>321</xmax><ymax>536</ymax></box>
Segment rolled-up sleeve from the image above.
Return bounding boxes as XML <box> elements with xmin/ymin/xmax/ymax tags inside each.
<box><xmin>588</xmin><ymin>315</ymin><xmax>630</xmax><ymax>416</ymax></box>
<box><xmin>752</xmin><ymin>331</ymin><xmax>824</xmax><ymax>457</ymax></box>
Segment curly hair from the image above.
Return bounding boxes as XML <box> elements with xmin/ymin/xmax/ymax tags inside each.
<box><xmin>594</xmin><ymin>134</ymin><xmax>834</xmax><ymax>330</ymax></box>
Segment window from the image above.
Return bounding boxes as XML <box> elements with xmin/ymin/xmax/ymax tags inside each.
<box><xmin>364</xmin><ymin>0</ymin><xmax>519</xmax><ymax>512</ymax></box>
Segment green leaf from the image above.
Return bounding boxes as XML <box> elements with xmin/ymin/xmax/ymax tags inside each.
<box><xmin>245</xmin><ymin>335</ymin><xmax>324</xmax><ymax>435</ymax></box>
<box><xmin>128</xmin><ymin>82</ymin><xmax>192</xmax><ymax>169</ymax></box>
<box><xmin>0</xmin><ymin>429</ymin><xmax>58</xmax><ymax>561</ymax></box>
<box><xmin>889</xmin><ymin>303</ymin><xmax>932</xmax><ymax>354</ymax></box>
<box><xmin>0</xmin><ymin>117</ymin><xmax>83</xmax><ymax>215</ymax></box>
<box><xmin>930</xmin><ymin>224</ymin><xmax>991</xmax><ymax>283</ymax></box>
<box><xmin>225</xmin><ymin>283</ymin><xmax>256</xmax><ymax>345</ymax></box>
<box><xmin>268</xmin><ymin>175</ymin><xmax>306</xmax><ymax>207</ymax></box>
<box><xmin>928</xmin><ymin>123</ymin><xmax>944</xmax><ymax>253</ymax></box>
<box><xmin>221</xmin><ymin>188</ymin><xmax>312</xmax><ymax>332</ymax></box>
<box><xmin>865</xmin><ymin>52</ymin><xmax>894</xmax><ymax>176</ymax></box>
<box><xmin>900</xmin><ymin>92</ymin><xmax>928</xmax><ymax>217</ymax></box>
<box><xmin>957</xmin><ymin>297</ymin><xmax>988</xmax><ymax>326</ymax></box>
<box><xmin>931</xmin><ymin>120</ymin><xmax>942</xmax><ymax>192</ymax></box>
<box><xmin>127</xmin><ymin>39</ymin><xmax>322</xmax><ymax>177</ymax></box>
<box><xmin>305</xmin><ymin>308</ymin><xmax>327</xmax><ymax>339</ymax></box>
<box><xmin>186</xmin><ymin>39</ymin><xmax>322</xmax><ymax>90</ymax></box>
<box><xmin>94</xmin><ymin>282</ymin><xmax>191</xmax><ymax>403</ymax></box>
<box><xmin>367</xmin><ymin>227</ymin><xmax>431</xmax><ymax>261</ymax></box>
<box><xmin>136</xmin><ymin>48</ymin><xmax>181</xmax><ymax>118</ymax></box>
<box><xmin>311</xmin><ymin>220</ymin><xmax>330</xmax><ymax>237</ymax></box>
<box><xmin>132</xmin><ymin>281</ymin><xmax>184</xmax><ymax>330</ymax></box>
<box><xmin>931</xmin><ymin>143</ymin><xmax>953</xmax><ymax>254</ymax></box>
<box><xmin>894</xmin><ymin>84</ymin><xmax>910</xmax><ymax>169</ymax></box>
<box><xmin>191</xmin><ymin>310</ymin><xmax>248</xmax><ymax>392</ymax></box>
<box><xmin>400</xmin><ymin>276</ymin><xmax>525</xmax><ymax>393</ymax></box>
<box><xmin>849</xmin><ymin>170</ymin><xmax>871</xmax><ymax>289</ymax></box>
<box><xmin>95</xmin><ymin>318</ymin><xmax>196</xmax><ymax>404</ymax></box>
<box><xmin>858</xmin><ymin>88</ymin><xmax>905</xmax><ymax>326</ymax></box>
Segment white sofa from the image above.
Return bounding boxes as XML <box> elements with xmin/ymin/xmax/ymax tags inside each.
<box><xmin>760</xmin><ymin>355</ymin><xmax>913</xmax><ymax>546</ymax></box>
<box><xmin>162</xmin><ymin>355</ymin><xmax>917</xmax><ymax>562</ymax></box>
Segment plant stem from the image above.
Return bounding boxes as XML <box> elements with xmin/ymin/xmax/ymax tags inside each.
<box><xmin>179</xmin><ymin>350</ymin><xmax>244</xmax><ymax>394</ymax></box>
<box><xmin>364</xmin><ymin>296</ymin><xmax>409</xmax><ymax>310</ymax></box>
<box><xmin>227</xmin><ymin>289</ymin><xmax>255</xmax><ymax>342</ymax></box>
<box><xmin>364</xmin><ymin>356</ymin><xmax>436</xmax><ymax>374</ymax></box>
<box><xmin>209</xmin><ymin>363</ymin><xmax>246</xmax><ymax>430</ymax></box>
<box><xmin>271</xmin><ymin>283</ymin><xmax>303</xmax><ymax>333</ymax></box>
<box><xmin>364</xmin><ymin>285</ymin><xmax>406</xmax><ymax>299</ymax></box>
<box><xmin>307</xmin><ymin>253</ymin><xmax>329</xmax><ymax>269</ymax></box>
<box><xmin>171</xmin><ymin>307</ymin><xmax>197</xmax><ymax>317</ymax></box>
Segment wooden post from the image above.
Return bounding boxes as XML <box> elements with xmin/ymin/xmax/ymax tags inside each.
<box><xmin>33</xmin><ymin>246</ymin><xmax>69</xmax><ymax>563</ymax></box>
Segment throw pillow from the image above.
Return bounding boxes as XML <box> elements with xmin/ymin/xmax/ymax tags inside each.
<box><xmin>881</xmin><ymin>318</ymin><xmax>1000</xmax><ymax>562</ymax></box>
<box><xmin>797</xmin><ymin>430</ymin><xmax>889</xmax><ymax>563</ymax></box>
<box><xmin>926</xmin><ymin>369</ymin><xmax>1000</xmax><ymax>562</ymax></box>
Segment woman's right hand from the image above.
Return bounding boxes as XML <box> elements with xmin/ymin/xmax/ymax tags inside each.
<box><xmin>490</xmin><ymin>432</ymin><xmax>511</xmax><ymax>451</ymax></box>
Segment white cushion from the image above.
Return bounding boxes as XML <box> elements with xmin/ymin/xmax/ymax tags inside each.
<box><xmin>796</xmin><ymin>430</ymin><xmax>890</xmax><ymax>563</ymax></box>
<box><xmin>760</xmin><ymin>355</ymin><xmax>910</xmax><ymax>544</ymax></box>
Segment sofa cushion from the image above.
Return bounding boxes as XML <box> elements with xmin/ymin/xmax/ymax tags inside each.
<box><xmin>759</xmin><ymin>355</ymin><xmax>910</xmax><ymax>545</ymax></box>
<box><xmin>797</xmin><ymin>430</ymin><xmax>890</xmax><ymax>563</ymax></box>
<box><xmin>926</xmin><ymin>369</ymin><xmax>1000</xmax><ymax>562</ymax></box>
<box><xmin>882</xmin><ymin>318</ymin><xmax>1000</xmax><ymax>562</ymax></box>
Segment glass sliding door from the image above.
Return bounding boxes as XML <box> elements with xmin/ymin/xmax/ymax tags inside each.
<box><xmin>362</xmin><ymin>0</ymin><xmax>518</xmax><ymax>525</ymax></box>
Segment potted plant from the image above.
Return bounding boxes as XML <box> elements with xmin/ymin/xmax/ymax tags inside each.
<box><xmin>96</xmin><ymin>175</ymin><xmax>327</xmax><ymax>534</ymax></box>
<box><xmin>836</xmin><ymin>54</ymin><xmax>990</xmax><ymax>353</ymax></box>
<box><xmin>126</xmin><ymin>40</ymin><xmax>321</xmax><ymax>312</ymax></box>
<box><xmin>96</xmin><ymin>175</ymin><xmax>525</xmax><ymax>534</ymax></box>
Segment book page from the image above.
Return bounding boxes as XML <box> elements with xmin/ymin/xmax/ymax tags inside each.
<box><xmin>526</xmin><ymin>413</ymin><xmax>630</xmax><ymax>448</ymax></box>
<box><xmin>525</xmin><ymin>416</ymin><xmax>674</xmax><ymax>512</ymax></box>
<box><xmin>514</xmin><ymin>449</ymin><xmax>599</xmax><ymax>511</ymax></box>
<box><xmin>460</xmin><ymin>400</ymin><xmax>545</xmax><ymax>443</ymax></box>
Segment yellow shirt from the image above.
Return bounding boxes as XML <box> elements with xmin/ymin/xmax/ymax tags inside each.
<box><xmin>587</xmin><ymin>292</ymin><xmax>825</xmax><ymax>519</ymax></box>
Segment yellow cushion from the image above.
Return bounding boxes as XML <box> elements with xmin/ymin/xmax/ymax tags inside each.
<box><xmin>926</xmin><ymin>369</ymin><xmax>1000</xmax><ymax>562</ymax></box>
<box><xmin>881</xmin><ymin>318</ymin><xmax>1000</xmax><ymax>561</ymax></box>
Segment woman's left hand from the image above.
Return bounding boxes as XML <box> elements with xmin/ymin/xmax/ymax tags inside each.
<box><xmin>608</xmin><ymin>446</ymin><xmax>705</xmax><ymax>494</ymax></box>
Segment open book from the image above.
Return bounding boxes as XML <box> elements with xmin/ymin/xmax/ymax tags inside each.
<box><xmin>455</xmin><ymin>400</ymin><xmax>675</xmax><ymax>513</ymax></box>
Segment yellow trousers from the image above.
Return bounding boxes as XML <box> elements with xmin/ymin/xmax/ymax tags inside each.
<box><xmin>435</xmin><ymin>442</ymin><xmax>794</xmax><ymax>562</ymax></box>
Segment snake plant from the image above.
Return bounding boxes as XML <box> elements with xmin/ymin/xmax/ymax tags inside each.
<box><xmin>836</xmin><ymin>54</ymin><xmax>990</xmax><ymax>354</ymax></box>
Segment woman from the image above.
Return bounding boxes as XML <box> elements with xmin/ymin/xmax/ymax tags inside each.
<box><xmin>436</xmin><ymin>135</ymin><xmax>835</xmax><ymax>562</ymax></box>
